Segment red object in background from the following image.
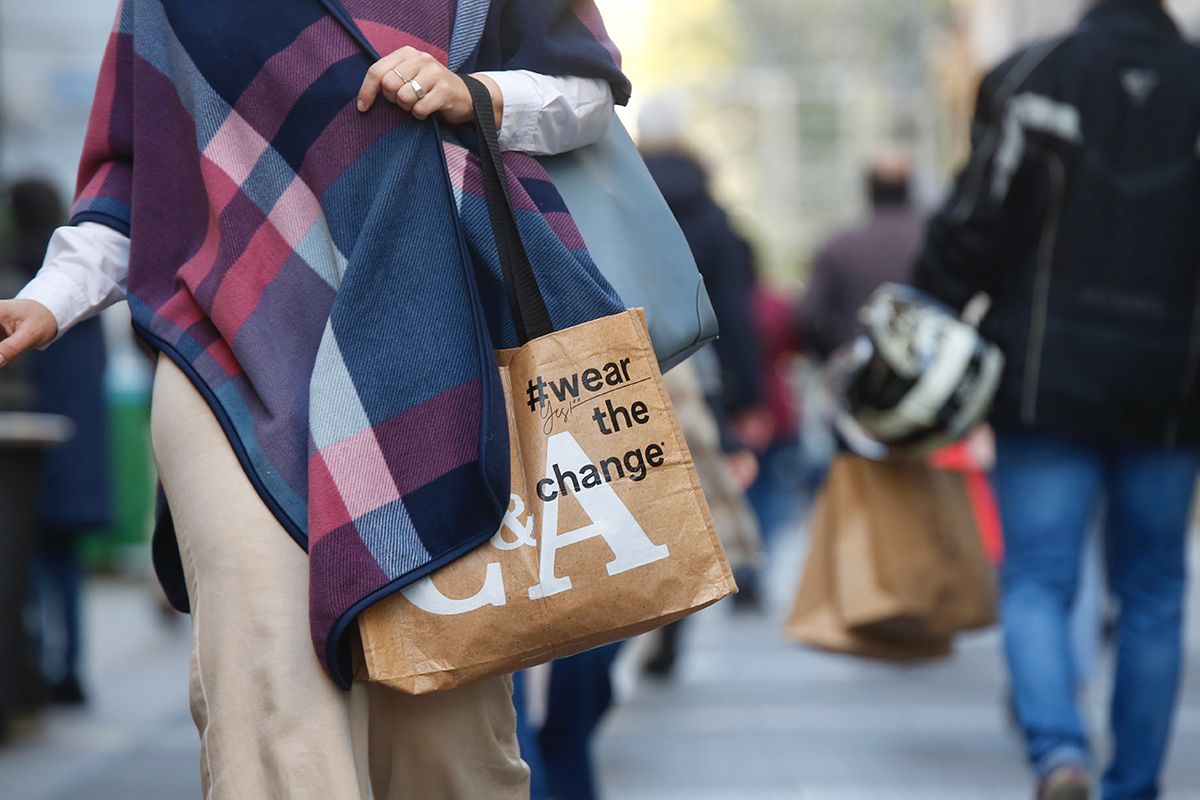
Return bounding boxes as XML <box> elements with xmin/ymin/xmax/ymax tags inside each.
<box><xmin>751</xmin><ymin>287</ymin><xmax>803</xmax><ymax>441</ymax></box>
<box><xmin>930</xmin><ymin>441</ymin><xmax>1004</xmax><ymax>566</ymax></box>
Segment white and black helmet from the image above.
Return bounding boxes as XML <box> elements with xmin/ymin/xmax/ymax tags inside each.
<box><xmin>832</xmin><ymin>284</ymin><xmax>1004</xmax><ymax>457</ymax></box>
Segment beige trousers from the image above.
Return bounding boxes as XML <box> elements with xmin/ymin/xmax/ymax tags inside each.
<box><xmin>150</xmin><ymin>355</ymin><xmax>530</xmax><ymax>800</ymax></box>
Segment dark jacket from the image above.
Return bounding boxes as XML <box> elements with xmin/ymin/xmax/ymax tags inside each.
<box><xmin>4</xmin><ymin>234</ymin><xmax>112</xmax><ymax>535</ymax></box>
<box><xmin>29</xmin><ymin>318</ymin><xmax>112</xmax><ymax>534</ymax></box>
<box><xmin>644</xmin><ymin>151</ymin><xmax>765</xmax><ymax>413</ymax></box>
<box><xmin>799</xmin><ymin>206</ymin><xmax>925</xmax><ymax>360</ymax></box>
<box><xmin>915</xmin><ymin>0</ymin><xmax>1200</xmax><ymax>447</ymax></box>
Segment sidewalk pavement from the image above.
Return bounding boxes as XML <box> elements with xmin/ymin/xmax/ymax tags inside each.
<box><xmin>1</xmin><ymin>528</ymin><xmax>1199</xmax><ymax>799</ymax></box>
<box><xmin>597</xmin><ymin>531</ymin><xmax>1200</xmax><ymax>800</ymax></box>
<box><xmin>0</xmin><ymin>581</ymin><xmax>198</xmax><ymax>800</ymax></box>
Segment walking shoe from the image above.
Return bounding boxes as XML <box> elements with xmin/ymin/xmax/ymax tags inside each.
<box><xmin>48</xmin><ymin>676</ymin><xmax>87</xmax><ymax>706</ymax></box>
<box><xmin>643</xmin><ymin>623</ymin><xmax>680</xmax><ymax>679</ymax></box>
<box><xmin>1037</xmin><ymin>764</ymin><xmax>1090</xmax><ymax>800</ymax></box>
<box><xmin>730</xmin><ymin>567</ymin><xmax>763</xmax><ymax>612</ymax></box>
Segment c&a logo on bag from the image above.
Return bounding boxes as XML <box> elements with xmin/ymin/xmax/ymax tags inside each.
<box><xmin>401</xmin><ymin>356</ymin><xmax>674</xmax><ymax>616</ymax></box>
<box><xmin>402</xmin><ymin>431</ymin><xmax>670</xmax><ymax>615</ymax></box>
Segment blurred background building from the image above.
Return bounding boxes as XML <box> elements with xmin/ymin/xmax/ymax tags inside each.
<box><xmin>596</xmin><ymin>0</ymin><xmax>1200</xmax><ymax>284</ymax></box>
<box><xmin>0</xmin><ymin>1</ymin><xmax>113</xmax><ymax>191</ymax></box>
<box><xmin>961</xmin><ymin>0</ymin><xmax>1200</xmax><ymax>66</ymax></box>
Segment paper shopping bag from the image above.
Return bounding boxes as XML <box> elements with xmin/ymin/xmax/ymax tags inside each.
<box><xmin>358</xmin><ymin>309</ymin><xmax>736</xmax><ymax>694</ymax></box>
<box><xmin>785</xmin><ymin>459</ymin><xmax>953</xmax><ymax>660</ymax></box>
<box><xmin>828</xmin><ymin>455</ymin><xmax>996</xmax><ymax>643</ymax></box>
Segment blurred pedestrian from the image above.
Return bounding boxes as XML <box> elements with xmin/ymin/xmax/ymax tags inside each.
<box><xmin>745</xmin><ymin>266</ymin><xmax>804</xmax><ymax>546</ymax></box>
<box><xmin>793</xmin><ymin>147</ymin><xmax>927</xmax><ymax>537</ymax></box>
<box><xmin>522</xmin><ymin>644</ymin><xmax>623</xmax><ymax>800</ymax></box>
<box><xmin>647</xmin><ymin>355</ymin><xmax>761</xmax><ymax>674</ymax></box>
<box><xmin>641</xmin><ymin>97</ymin><xmax>772</xmax><ymax>605</ymax></box>
<box><xmin>915</xmin><ymin>1</ymin><xmax>1200</xmax><ymax>797</ymax></box>
<box><xmin>4</xmin><ymin>179</ymin><xmax>111</xmax><ymax>705</ymax></box>
<box><xmin>0</xmin><ymin>1</ymin><xmax>632</xmax><ymax>796</ymax></box>
<box><xmin>797</xmin><ymin>146</ymin><xmax>924</xmax><ymax>361</ymax></box>
<box><xmin>640</xmin><ymin>97</ymin><xmax>770</xmax><ymax>444</ymax></box>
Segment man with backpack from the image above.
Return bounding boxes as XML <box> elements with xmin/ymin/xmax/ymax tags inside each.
<box><xmin>915</xmin><ymin>1</ymin><xmax>1200</xmax><ymax>798</ymax></box>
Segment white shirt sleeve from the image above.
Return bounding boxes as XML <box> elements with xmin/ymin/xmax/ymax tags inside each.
<box><xmin>16</xmin><ymin>221</ymin><xmax>129</xmax><ymax>342</ymax></box>
<box><xmin>476</xmin><ymin>72</ymin><xmax>614</xmax><ymax>156</ymax></box>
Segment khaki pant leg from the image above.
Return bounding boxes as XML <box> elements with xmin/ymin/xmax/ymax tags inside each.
<box><xmin>151</xmin><ymin>355</ymin><xmax>370</xmax><ymax>800</ymax></box>
<box><xmin>366</xmin><ymin>675</ymin><xmax>529</xmax><ymax>800</ymax></box>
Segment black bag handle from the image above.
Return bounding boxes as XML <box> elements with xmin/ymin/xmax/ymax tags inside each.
<box><xmin>462</xmin><ymin>75</ymin><xmax>555</xmax><ymax>344</ymax></box>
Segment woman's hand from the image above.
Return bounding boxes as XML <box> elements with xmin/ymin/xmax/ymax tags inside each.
<box><xmin>0</xmin><ymin>299</ymin><xmax>58</xmax><ymax>367</ymax></box>
<box><xmin>357</xmin><ymin>47</ymin><xmax>501</xmax><ymax>125</ymax></box>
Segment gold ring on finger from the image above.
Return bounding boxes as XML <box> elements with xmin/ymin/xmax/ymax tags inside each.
<box><xmin>391</xmin><ymin>67</ymin><xmax>409</xmax><ymax>85</ymax></box>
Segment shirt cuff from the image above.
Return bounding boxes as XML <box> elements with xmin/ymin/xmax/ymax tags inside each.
<box><xmin>14</xmin><ymin>222</ymin><xmax>130</xmax><ymax>345</ymax></box>
<box><xmin>475</xmin><ymin>71</ymin><xmax>614</xmax><ymax>156</ymax></box>
<box><xmin>16</xmin><ymin>269</ymin><xmax>89</xmax><ymax>347</ymax></box>
<box><xmin>479</xmin><ymin>70</ymin><xmax>544</xmax><ymax>152</ymax></box>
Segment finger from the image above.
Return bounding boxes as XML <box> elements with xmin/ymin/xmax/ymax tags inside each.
<box><xmin>391</xmin><ymin>47</ymin><xmax>438</xmax><ymax>98</ymax></box>
<box><xmin>410</xmin><ymin>83</ymin><xmax>451</xmax><ymax>121</ymax></box>
<box><xmin>357</xmin><ymin>48</ymin><xmax>413</xmax><ymax>112</ymax></box>
<box><xmin>0</xmin><ymin>324</ymin><xmax>38</xmax><ymax>368</ymax></box>
<box><xmin>393</xmin><ymin>48</ymin><xmax>436</xmax><ymax>84</ymax></box>
<box><xmin>380</xmin><ymin>70</ymin><xmax>408</xmax><ymax>105</ymax></box>
<box><xmin>396</xmin><ymin>65</ymin><xmax>439</xmax><ymax>111</ymax></box>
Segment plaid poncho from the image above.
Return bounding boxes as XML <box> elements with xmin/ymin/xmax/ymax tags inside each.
<box><xmin>73</xmin><ymin>0</ymin><xmax>630</xmax><ymax>687</ymax></box>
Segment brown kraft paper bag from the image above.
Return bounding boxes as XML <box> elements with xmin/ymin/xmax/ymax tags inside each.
<box><xmin>828</xmin><ymin>455</ymin><xmax>997</xmax><ymax>644</ymax></box>
<box><xmin>358</xmin><ymin>309</ymin><xmax>737</xmax><ymax>694</ymax></box>
<box><xmin>786</xmin><ymin>457</ymin><xmax>953</xmax><ymax>660</ymax></box>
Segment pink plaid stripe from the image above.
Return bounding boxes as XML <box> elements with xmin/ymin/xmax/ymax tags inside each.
<box><xmin>174</xmin><ymin>213</ymin><xmax>224</xmax><ymax>319</ymax></box>
<box><xmin>573</xmin><ymin>1</ymin><xmax>622</xmax><ymax>67</ymax></box>
<box><xmin>71</xmin><ymin>162</ymin><xmax>115</xmax><ymax>215</ymax></box>
<box><xmin>199</xmin><ymin>155</ymin><xmax>244</xmax><ymax>215</ymax></box>
<box><xmin>235</xmin><ymin>17</ymin><xmax>360</xmax><ymax>142</ymax></box>
<box><xmin>442</xmin><ymin>143</ymin><xmax>538</xmax><ymax>213</ymax></box>
<box><xmin>375</xmin><ymin>379</ymin><xmax>482</xmax><ymax>496</ymax></box>
<box><xmin>544</xmin><ymin>212</ymin><xmax>588</xmax><ymax>250</ymax></box>
<box><xmin>299</xmin><ymin>103</ymin><xmax>398</xmax><ymax>196</ymax></box>
<box><xmin>203</xmin><ymin>111</ymin><xmax>271</xmax><ymax>188</ymax></box>
<box><xmin>443</xmin><ymin>142</ymin><xmax>588</xmax><ymax>249</ymax></box>
<box><xmin>209</xmin><ymin>221</ymin><xmax>294</xmax><ymax>335</ymax></box>
<box><xmin>355</xmin><ymin>21</ymin><xmax>447</xmax><ymax>64</ymax></box>
<box><xmin>320</xmin><ymin>428</ymin><xmax>403</xmax><ymax>520</ymax></box>
<box><xmin>268</xmin><ymin>177</ymin><xmax>325</xmax><ymax>249</ymax></box>
<box><xmin>308</xmin><ymin>451</ymin><xmax>354</xmax><ymax>544</ymax></box>
<box><xmin>158</xmin><ymin>288</ymin><xmax>208</xmax><ymax>337</ymax></box>
<box><xmin>202</xmin><ymin>337</ymin><xmax>242</xmax><ymax>379</ymax></box>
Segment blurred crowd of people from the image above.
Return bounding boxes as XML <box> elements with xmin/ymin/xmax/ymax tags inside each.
<box><xmin>503</xmin><ymin>90</ymin><xmax>948</xmax><ymax>800</ymax></box>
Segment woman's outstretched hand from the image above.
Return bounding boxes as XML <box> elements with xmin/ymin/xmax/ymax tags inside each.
<box><xmin>357</xmin><ymin>46</ymin><xmax>501</xmax><ymax>125</ymax></box>
<box><xmin>0</xmin><ymin>299</ymin><xmax>57</xmax><ymax>367</ymax></box>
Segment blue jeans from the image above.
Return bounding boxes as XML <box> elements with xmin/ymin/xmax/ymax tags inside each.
<box><xmin>516</xmin><ymin>643</ymin><xmax>622</xmax><ymax>800</ymax></box>
<box><xmin>512</xmin><ymin>672</ymin><xmax>550</xmax><ymax>800</ymax></box>
<box><xmin>30</xmin><ymin>534</ymin><xmax>85</xmax><ymax>686</ymax></box>
<box><xmin>746</xmin><ymin>439</ymin><xmax>803</xmax><ymax>546</ymax></box>
<box><xmin>994</xmin><ymin>433</ymin><xmax>1198</xmax><ymax>800</ymax></box>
